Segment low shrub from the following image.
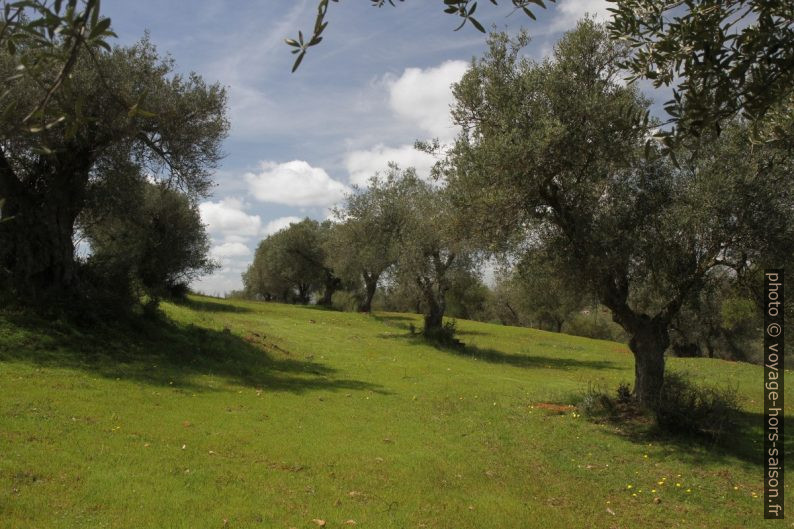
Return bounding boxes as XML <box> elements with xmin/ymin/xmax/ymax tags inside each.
<box><xmin>423</xmin><ymin>320</ymin><xmax>463</xmax><ymax>348</ymax></box>
<box><xmin>165</xmin><ymin>282</ymin><xmax>191</xmax><ymax>301</ymax></box>
<box><xmin>616</xmin><ymin>382</ymin><xmax>633</xmax><ymax>404</ymax></box>
<box><xmin>578</xmin><ymin>384</ymin><xmax>616</xmax><ymax>417</ymax></box>
<box><xmin>653</xmin><ymin>371</ymin><xmax>741</xmax><ymax>442</ymax></box>
<box><xmin>331</xmin><ymin>290</ymin><xmax>359</xmax><ymax>312</ymax></box>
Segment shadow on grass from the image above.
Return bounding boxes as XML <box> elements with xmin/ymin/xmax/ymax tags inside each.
<box><xmin>583</xmin><ymin>402</ymin><xmax>780</xmax><ymax>468</ymax></box>
<box><xmin>0</xmin><ymin>311</ymin><xmax>385</xmax><ymax>395</ymax></box>
<box><xmin>372</xmin><ymin>314</ymin><xmax>416</xmax><ymax>327</ymax></box>
<box><xmin>454</xmin><ymin>329</ymin><xmax>490</xmax><ymax>336</ymax></box>
<box><xmin>175</xmin><ymin>297</ymin><xmax>254</xmax><ymax>313</ymax></box>
<box><xmin>613</xmin><ymin>411</ymin><xmax>779</xmax><ymax>469</ymax></box>
<box><xmin>379</xmin><ymin>330</ymin><xmax>618</xmax><ymax>371</ymax></box>
<box><xmin>373</xmin><ymin>314</ymin><xmax>490</xmax><ymax>336</ymax></box>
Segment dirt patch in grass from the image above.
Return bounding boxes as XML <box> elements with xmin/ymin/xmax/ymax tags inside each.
<box><xmin>534</xmin><ymin>402</ymin><xmax>575</xmax><ymax>414</ymax></box>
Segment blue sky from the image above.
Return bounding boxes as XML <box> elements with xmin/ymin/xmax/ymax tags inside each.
<box><xmin>102</xmin><ymin>0</ymin><xmax>647</xmax><ymax>295</ymax></box>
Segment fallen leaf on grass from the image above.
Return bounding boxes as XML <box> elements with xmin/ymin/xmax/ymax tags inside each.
<box><xmin>343</xmin><ymin>521</ymin><xmax>356</xmax><ymax>526</ymax></box>
<box><xmin>606</xmin><ymin>507</ymin><xmax>615</xmax><ymax>515</ymax></box>
<box><xmin>311</xmin><ymin>519</ymin><xmax>326</xmax><ymax>527</ymax></box>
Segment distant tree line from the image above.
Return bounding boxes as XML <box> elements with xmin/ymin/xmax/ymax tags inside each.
<box><xmin>239</xmin><ymin>20</ymin><xmax>793</xmax><ymax>406</ymax></box>
<box><xmin>241</xmin><ymin>166</ymin><xmax>476</xmax><ymax>339</ymax></box>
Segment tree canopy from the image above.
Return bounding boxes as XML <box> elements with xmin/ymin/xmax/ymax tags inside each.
<box><xmin>443</xmin><ymin>20</ymin><xmax>794</xmax><ymax>404</ymax></box>
<box><xmin>0</xmin><ymin>35</ymin><xmax>228</xmax><ymax>309</ymax></box>
<box><xmin>81</xmin><ymin>180</ymin><xmax>218</xmax><ymax>308</ymax></box>
<box><xmin>325</xmin><ymin>165</ymin><xmax>410</xmax><ymax>312</ymax></box>
<box><xmin>243</xmin><ymin>219</ymin><xmax>338</xmax><ymax>305</ymax></box>
<box><xmin>608</xmin><ymin>0</ymin><xmax>794</xmax><ymax>145</ymax></box>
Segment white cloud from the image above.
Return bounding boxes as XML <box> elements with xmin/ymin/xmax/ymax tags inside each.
<box><xmin>345</xmin><ymin>144</ymin><xmax>437</xmax><ymax>186</ymax></box>
<box><xmin>192</xmin><ymin>270</ymin><xmax>245</xmax><ymax>297</ymax></box>
<box><xmin>245</xmin><ymin>160</ymin><xmax>350</xmax><ymax>207</ymax></box>
<box><xmin>210</xmin><ymin>242</ymin><xmax>252</xmax><ymax>259</ymax></box>
<box><xmin>387</xmin><ymin>60</ymin><xmax>468</xmax><ymax>142</ymax></box>
<box><xmin>199</xmin><ymin>198</ymin><xmax>262</xmax><ymax>240</ymax></box>
<box><xmin>551</xmin><ymin>0</ymin><xmax>613</xmax><ymax>31</ymax></box>
<box><xmin>340</xmin><ymin>60</ymin><xmax>466</xmax><ymax>185</ymax></box>
<box><xmin>262</xmin><ymin>216</ymin><xmax>303</xmax><ymax>236</ymax></box>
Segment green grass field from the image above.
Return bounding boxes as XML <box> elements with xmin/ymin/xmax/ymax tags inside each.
<box><xmin>0</xmin><ymin>295</ymin><xmax>790</xmax><ymax>528</ymax></box>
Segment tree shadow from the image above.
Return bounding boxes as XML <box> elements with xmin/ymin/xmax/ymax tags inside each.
<box><xmin>452</xmin><ymin>343</ymin><xmax>619</xmax><ymax>371</ymax></box>
<box><xmin>597</xmin><ymin>409</ymin><xmax>784</xmax><ymax>469</ymax></box>
<box><xmin>372</xmin><ymin>314</ymin><xmax>490</xmax><ymax>335</ymax></box>
<box><xmin>454</xmin><ymin>329</ymin><xmax>490</xmax><ymax>336</ymax></box>
<box><xmin>378</xmin><ymin>330</ymin><xmax>618</xmax><ymax>371</ymax></box>
<box><xmin>0</xmin><ymin>311</ymin><xmax>385</xmax><ymax>395</ymax></box>
<box><xmin>372</xmin><ymin>314</ymin><xmax>417</xmax><ymax>328</ymax></box>
<box><xmin>175</xmin><ymin>297</ymin><xmax>253</xmax><ymax>313</ymax></box>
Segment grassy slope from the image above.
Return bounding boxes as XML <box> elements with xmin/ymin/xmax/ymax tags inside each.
<box><xmin>0</xmin><ymin>295</ymin><xmax>789</xmax><ymax>529</ymax></box>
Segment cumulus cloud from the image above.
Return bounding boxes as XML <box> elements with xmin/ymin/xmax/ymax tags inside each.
<box><xmin>192</xmin><ymin>270</ymin><xmax>246</xmax><ymax>297</ymax></box>
<box><xmin>199</xmin><ymin>198</ymin><xmax>262</xmax><ymax>240</ymax></box>
<box><xmin>345</xmin><ymin>144</ymin><xmax>437</xmax><ymax>186</ymax></box>
<box><xmin>245</xmin><ymin>160</ymin><xmax>350</xmax><ymax>207</ymax></box>
<box><xmin>341</xmin><ymin>61</ymin><xmax>465</xmax><ymax>184</ymax></box>
<box><xmin>263</xmin><ymin>216</ymin><xmax>303</xmax><ymax>236</ymax></box>
<box><xmin>387</xmin><ymin>60</ymin><xmax>469</xmax><ymax>142</ymax></box>
<box><xmin>551</xmin><ymin>0</ymin><xmax>613</xmax><ymax>31</ymax></box>
<box><xmin>210</xmin><ymin>242</ymin><xmax>252</xmax><ymax>259</ymax></box>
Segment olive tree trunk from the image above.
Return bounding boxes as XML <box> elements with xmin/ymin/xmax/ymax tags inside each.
<box><xmin>605</xmin><ymin>287</ymin><xmax>671</xmax><ymax>408</ymax></box>
<box><xmin>423</xmin><ymin>296</ymin><xmax>445</xmax><ymax>331</ymax></box>
<box><xmin>627</xmin><ymin>318</ymin><xmax>669</xmax><ymax>407</ymax></box>
<box><xmin>0</xmin><ymin>155</ymin><xmax>90</xmax><ymax>304</ymax></box>
<box><xmin>358</xmin><ymin>271</ymin><xmax>379</xmax><ymax>313</ymax></box>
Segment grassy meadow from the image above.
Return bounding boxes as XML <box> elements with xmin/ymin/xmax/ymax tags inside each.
<box><xmin>0</xmin><ymin>295</ymin><xmax>790</xmax><ymax>528</ymax></box>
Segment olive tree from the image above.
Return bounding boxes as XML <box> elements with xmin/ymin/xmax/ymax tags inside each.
<box><xmin>325</xmin><ymin>165</ymin><xmax>411</xmax><ymax>312</ymax></box>
<box><xmin>608</xmin><ymin>0</ymin><xmax>794</xmax><ymax>145</ymax></box>
<box><xmin>0</xmin><ymin>36</ymin><xmax>228</xmax><ymax>306</ymax></box>
<box><xmin>392</xmin><ymin>169</ymin><xmax>474</xmax><ymax>333</ymax></box>
<box><xmin>443</xmin><ymin>21</ymin><xmax>794</xmax><ymax>405</ymax></box>
<box><xmin>243</xmin><ymin>218</ymin><xmax>338</xmax><ymax>305</ymax></box>
<box><xmin>512</xmin><ymin>250</ymin><xmax>587</xmax><ymax>333</ymax></box>
<box><xmin>81</xmin><ymin>179</ymin><xmax>217</xmax><ymax>307</ymax></box>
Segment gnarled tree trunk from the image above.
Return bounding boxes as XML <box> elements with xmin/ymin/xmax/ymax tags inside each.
<box><xmin>318</xmin><ymin>271</ymin><xmax>340</xmax><ymax>306</ymax></box>
<box><xmin>423</xmin><ymin>296</ymin><xmax>444</xmax><ymax>331</ymax></box>
<box><xmin>417</xmin><ymin>251</ymin><xmax>454</xmax><ymax>334</ymax></box>
<box><xmin>604</xmin><ymin>279</ymin><xmax>671</xmax><ymax>408</ymax></box>
<box><xmin>627</xmin><ymin>317</ymin><xmax>669</xmax><ymax>407</ymax></box>
<box><xmin>0</xmin><ymin>151</ymin><xmax>91</xmax><ymax>305</ymax></box>
<box><xmin>358</xmin><ymin>271</ymin><xmax>379</xmax><ymax>313</ymax></box>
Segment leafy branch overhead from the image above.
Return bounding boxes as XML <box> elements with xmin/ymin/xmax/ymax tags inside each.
<box><xmin>287</xmin><ymin>0</ymin><xmax>555</xmax><ymax>72</ymax></box>
<box><xmin>1</xmin><ymin>0</ymin><xmax>117</xmax><ymax>136</ymax></box>
<box><xmin>607</xmin><ymin>0</ymin><xmax>794</xmax><ymax>146</ymax></box>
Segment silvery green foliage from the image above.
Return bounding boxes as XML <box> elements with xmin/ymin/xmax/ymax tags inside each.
<box><xmin>608</xmin><ymin>0</ymin><xmax>794</xmax><ymax>148</ymax></box>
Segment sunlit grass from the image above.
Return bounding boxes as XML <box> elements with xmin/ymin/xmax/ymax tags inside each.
<box><xmin>0</xmin><ymin>294</ymin><xmax>789</xmax><ymax>528</ymax></box>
